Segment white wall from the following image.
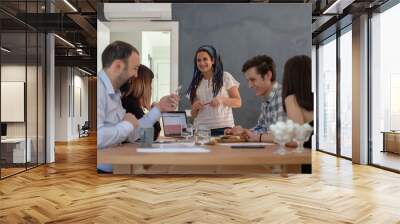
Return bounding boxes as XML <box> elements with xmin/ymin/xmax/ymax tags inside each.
<box><xmin>55</xmin><ymin>67</ymin><xmax>68</xmax><ymax>141</ymax></box>
<box><xmin>142</xmin><ymin>32</ymin><xmax>151</xmax><ymax>67</ymax></box>
<box><xmin>97</xmin><ymin>20</ymin><xmax>110</xmax><ymax>71</ymax></box>
<box><xmin>54</xmin><ymin>67</ymin><xmax>89</xmax><ymax>141</ymax></box>
<box><xmin>110</xmin><ymin>31</ymin><xmax>142</xmax><ymax>54</ymax></box>
<box><xmin>152</xmin><ymin>46</ymin><xmax>169</xmax><ymax>59</ymax></box>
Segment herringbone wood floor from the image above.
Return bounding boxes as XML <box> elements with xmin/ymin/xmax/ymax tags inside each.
<box><xmin>1</xmin><ymin>135</ymin><xmax>400</xmax><ymax>224</ymax></box>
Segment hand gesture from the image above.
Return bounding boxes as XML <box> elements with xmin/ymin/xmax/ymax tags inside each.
<box><xmin>157</xmin><ymin>94</ymin><xmax>179</xmax><ymax>112</ymax></box>
<box><xmin>123</xmin><ymin>113</ymin><xmax>139</xmax><ymax>128</ymax></box>
<box><xmin>225</xmin><ymin>126</ymin><xmax>244</xmax><ymax>135</ymax></box>
<box><xmin>210</xmin><ymin>96</ymin><xmax>225</xmax><ymax>107</ymax></box>
<box><xmin>192</xmin><ymin>100</ymin><xmax>204</xmax><ymax>113</ymax></box>
<box><xmin>244</xmin><ymin>129</ymin><xmax>259</xmax><ymax>142</ymax></box>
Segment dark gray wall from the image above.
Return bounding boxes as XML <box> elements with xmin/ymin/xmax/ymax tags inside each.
<box><xmin>173</xmin><ymin>3</ymin><xmax>311</xmax><ymax>128</ymax></box>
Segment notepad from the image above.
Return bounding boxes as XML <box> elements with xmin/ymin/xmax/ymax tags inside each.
<box><xmin>137</xmin><ymin>147</ymin><xmax>209</xmax><ymax>153</ymax></box>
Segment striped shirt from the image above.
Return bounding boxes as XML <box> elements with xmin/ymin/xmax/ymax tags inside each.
<box><xmin>194</xmin><ymin>72</ymin><xmax>239</xmax><ymax>129</ymax></box>
<box><xmin>252</xmin><ymin>82</ymin><xmax>287</xmax><ymax>134</ymax></box>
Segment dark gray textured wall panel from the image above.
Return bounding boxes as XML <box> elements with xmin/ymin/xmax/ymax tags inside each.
<box><xmin>173</xmin><ymin>3</ymin><xmax>311</xmax><ymax>128</ymax></box>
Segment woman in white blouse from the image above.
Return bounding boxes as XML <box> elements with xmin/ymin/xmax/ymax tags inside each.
<box><xmin>186</xmin><ymin>45</ymin><xmax>242</xmax><ymax>134</ymax></box>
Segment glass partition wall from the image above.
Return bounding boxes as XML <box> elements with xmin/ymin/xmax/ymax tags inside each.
<box><xmin>370</xmin><ymin>2</ymin><xmax>400</xmax><ymax>171</ymax></box>
<box><xmin>317</xmin><ymin>35</ymin><xmax>337</xmax><ymax>155</ymax></box>
<box><xmin>316</xmin><ymin>0</ymin><xmax>400</xmax><ymax>172</ymax></box>
<box><xmin>0</xmin><ymin>1</ymin><xmax>46</xmax><ymax>179</ymax></box>
<box><xmin>316</xmin><ymin>25</ymin><xmax>353</xmax><ymax>159</ymax></box>
<box><xmin>339</xmin><ymin>27</ymin><xmax>352</xmax><ymax>159</ymax></box>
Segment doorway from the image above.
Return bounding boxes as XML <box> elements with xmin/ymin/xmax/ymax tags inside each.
<box><xmin>97</xmin><ymin>20</ymin><xmax>179</xmax><ymax>102</ymax></box>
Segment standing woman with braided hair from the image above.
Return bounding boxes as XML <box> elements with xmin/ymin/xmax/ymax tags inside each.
<box><xmin>187</xmin><ymin>45</ymin><xmax>242</xmax><ymax>134</ymax></box>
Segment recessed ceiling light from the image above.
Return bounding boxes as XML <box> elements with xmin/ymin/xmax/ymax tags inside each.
<box><xmin>54</xmin><ymin>34</ymin><xmax>75</xmax><ymax>48</ymax></box>
<box><xmin>323</xmin><ymin>0</ymin><xmax>354</xmax><ymax>15</ymax></box>
<box><xmin>78</xmin><ymin>67</ymin><xmax>93</xmax><ymax>76</ymax></box>
<box><xmin>1</xmin><ymin>47</ymin><xmax>11</xmax><ymax>53</ymax></box>
<box><xmin>63</xmin><ymin>0</ymin><xmax>78</xmax><ymax>12</ymax></box>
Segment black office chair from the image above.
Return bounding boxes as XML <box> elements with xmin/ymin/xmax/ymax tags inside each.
<box><xmin>78</xmin><ymin>121</ymin><xmax>90</xmax><ymax>138</ymax></box>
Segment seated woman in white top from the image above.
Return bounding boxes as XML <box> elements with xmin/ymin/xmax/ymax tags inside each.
<box><xmin>187</xmin><ymin>45</ymin><xmax>242</xmax><ymax>134</ymax></box>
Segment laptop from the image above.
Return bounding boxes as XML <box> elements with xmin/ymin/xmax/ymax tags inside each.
<box><xmin>161</xmin><ymin>111</ymin><xmax>188</xmax><ymax>137</ymax></box>
<box><xmin>1</xmin><ymin>123</ymin><xmax>7</xmax><ymax>140</ymax></box>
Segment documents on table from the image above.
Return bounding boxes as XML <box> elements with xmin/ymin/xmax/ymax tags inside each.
<box><xmin>137</xmin><ymin>144</ymin><xmax>209</xmax><ymax>153</ymax></box>
<box><xmin>219</xmin><ymin>142</ymin><xmax>274</xmax><ymax>147</ymax></box>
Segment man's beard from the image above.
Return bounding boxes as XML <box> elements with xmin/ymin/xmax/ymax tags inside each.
<box><xmin>117</xmin><ymin>66</ymin><xmax>130</xmax><ymax>89</ymax></box>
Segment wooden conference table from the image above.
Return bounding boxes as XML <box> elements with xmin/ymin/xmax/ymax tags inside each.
<box><xmin>98</xmin><ymin>140</ymin><xmax>311</xmax><ymax>175</ymax></box>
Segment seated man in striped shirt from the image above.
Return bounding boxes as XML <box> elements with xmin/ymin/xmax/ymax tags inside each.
<box><xmin>226</xmin><ymin>55</ymin><xmax>287</xmax><ymax>142</ymax></box>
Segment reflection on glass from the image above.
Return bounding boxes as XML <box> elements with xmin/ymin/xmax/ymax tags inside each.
<box><xmin>318</xmin><ymin>37</ymin><xmax>337</xmax><ymax>154</ymax></box>
<box><xmin>340</xmin><ymin>29</ymin><xmax>352</xmax><ymax>158</ymax></box>
<box><xmin>371</xmin><ymin>3</ymin><xmax>400</xmax><ymax>171</ymax></box>
<box><xmin>0</xmin><ymin>1</ymin><xmax>46</xmax><ymax>179</ymax></box>
<box><xmin>27</xmin><ymin>32</ymin><xmax>38</xmax><ymax>169</ymax></box>
<box><xmin>1</xmin><ymin>31</ymin><xmax>27</xmax><ymax>177</ymax></box>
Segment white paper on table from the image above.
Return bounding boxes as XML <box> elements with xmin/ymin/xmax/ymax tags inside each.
<box><xmin>219</xmin><ymin>142</ymin><xmax>274</xmax><ymax>147</ymax></box>
<box><xmin>137</xmin><ymin>147</ymin><xmax>209</xmax><ymax>153</ymax></box>
<box><xmin>152</xmin><ymin>143</ymin><xmax>196</xmax><ymax>148</ymax></box>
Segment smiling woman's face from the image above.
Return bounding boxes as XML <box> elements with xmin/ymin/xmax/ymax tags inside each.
<box><xmin>196</xmin><ymin>51</ymin><xmax>214</xmax><ymax>74</ymax></box>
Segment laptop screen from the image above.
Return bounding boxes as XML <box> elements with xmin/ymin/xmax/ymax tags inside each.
<box><xmin>161</xmin><ymin>112</ymin><xmax>187</xmax><ymax>136</ymax></box>
<box><xmin>1</xmin><ymin>123</ymin><xmax>7</xmax><ymax>137</ymax></box>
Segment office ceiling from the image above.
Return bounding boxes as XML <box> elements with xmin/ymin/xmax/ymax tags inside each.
<box><xmin>0</xmin><ymin>0</ymin><xmax>392</xmax><ymax>73</ymax></box>
<box><xmin>0</xmin><ymin>0</ymin><xmax>97</xmax><ymax>74</ymax></box>
<box><xmin>101</xmin><ymin>0</ymin><xmax>309</xmax><ymax>2</ymax></box>
<box><xmin>311</xmin><ymin>0</ymin><xmax>389</xmax><ymax>43</ymax></box>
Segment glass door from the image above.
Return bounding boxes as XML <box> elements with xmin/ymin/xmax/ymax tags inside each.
<box><xmin>370</xmin><ymin>2</ymin><xmax>400</xmax><ymax>171</ymax></box>
<box><xmin>339</xmin><ymin>27</ymin><xmax>352</xmax><ymax>159</ymax></box>
<box><xmin>317</xmin><ymin>35</ymin><xmax>337</xmax><ymax>155</ymax></box>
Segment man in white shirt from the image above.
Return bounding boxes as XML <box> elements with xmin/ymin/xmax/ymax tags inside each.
<box><xmin>97</xmin><ymin>41</ymin><xmax>179</xmax><ymax>173</ymax></box>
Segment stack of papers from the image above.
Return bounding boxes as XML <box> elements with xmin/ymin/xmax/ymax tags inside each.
<box><xmin>219</xmin><ymin>143</ymin><xmax>273</xmax><ymax>147</ymax></box>
<box><xmin>137</xmin><ymin>146</ymin><xmax>209</xmax><ymax>153</ymax></box>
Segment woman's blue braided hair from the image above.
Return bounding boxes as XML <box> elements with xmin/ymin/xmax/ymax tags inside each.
<box><xmin>186</xmin><ymin>45</ymin><xmax>224</xmax><ymax>104</ymax></box>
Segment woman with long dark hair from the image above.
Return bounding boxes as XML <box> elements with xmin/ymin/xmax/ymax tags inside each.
<box><xmin>282</xmin><ymin>55</ymin><xmax>314</xmax><ymax>130</ymax></box>
<box><xmin>186</xmin><ymin>45</ymin><xmax>241</xmax><ymax>133</ymax></box>
<box><xmin>121</xmin><ymin>64</ymin><xmax>161</xmax><ymax>140</ymax></box>
<box><xmin>282</xmin><ymin>55</ymin><xmax>313</xmax><ymax>174</ymax></box>
<box><xmin>282</xmin><ymin>55</ymin><xmax>314</xmax><ymax>148</ymax></box>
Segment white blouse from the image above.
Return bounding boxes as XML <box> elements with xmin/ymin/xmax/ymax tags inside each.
<box><xmin>194</xmin><ymin>71</ymin><xmax>239</xmax><ymax>130</ymax></box>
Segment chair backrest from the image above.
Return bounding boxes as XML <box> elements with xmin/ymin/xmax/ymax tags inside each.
<box><xmin>82</xmin><ymin>121</ymin><xmax>90</xmax><ymax>129</ymax></box>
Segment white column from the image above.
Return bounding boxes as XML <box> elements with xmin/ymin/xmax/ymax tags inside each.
<box><xmin>352</xmin><ymin>14</ymin><xmax>369</xmax><ymax>164</ymax></box>
<box><xmin>45</xmin><ymin>0</ymin><xmax>56</xmax><ymax>163</ymax></box>
<box><xmin>46</xmin><ymin>32</ymin><xmax>55</xmax><ymax>163</ymax></box>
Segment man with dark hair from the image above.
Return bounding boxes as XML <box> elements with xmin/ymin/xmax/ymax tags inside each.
<box><xmin>226</xmin><ymin>55</ymin><xmax>286</xmax><ymax>142</ymax></box>
<box><xmin>97</xmin><ymin>41</ymin><xmax>179</xmax><ymax>173</ymax></box>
